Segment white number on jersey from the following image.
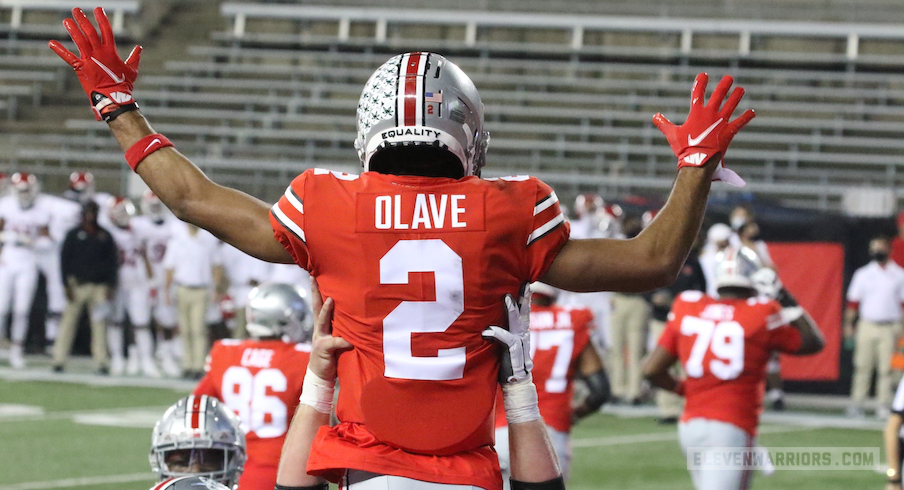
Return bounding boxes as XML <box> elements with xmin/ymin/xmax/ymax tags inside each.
<box><xmin>380</xmin><ymin>239</ymin><xmax>466</xmax><ymax>381</ymax></box>
<box><xmin>680</xmin><ymin>316</ymin><xmax>745</xmax><ymax>380</ymax></box>
<box><xmin>221</xmin><ymin>366</ymin><xmax>288</xmax><ymax>438</ymax></box>
<box><xmin>530</xmin><ymin>329</ymin><xmax>575</xmax><ymax>394</ymax></box>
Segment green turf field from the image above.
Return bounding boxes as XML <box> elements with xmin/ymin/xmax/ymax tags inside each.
<box><xmin>0</xmin><ymin>378</ymin><xmax>886</xmax><ymax>490</ymax></box>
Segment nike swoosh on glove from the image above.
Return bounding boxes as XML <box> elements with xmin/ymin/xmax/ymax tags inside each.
<box><xmin>652</xmin><ymin>73</ymin><xmax>755</xmax><ymax>187</ymax></box>
<box><xmin>49</xmin><ymin>7</ymin><xmax>142</xmax><ymax>121</ymax></box>
<box><xmin>482</xmin><ymin>289</ymin><xmax>533</xmax><ymax>385</ymax></box>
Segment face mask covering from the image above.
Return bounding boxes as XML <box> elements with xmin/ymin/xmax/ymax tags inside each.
<box><xmin>873</xmin><ymin>252</ymin><xmax>889</xmax><ymax>263</ymax></box>
<box><xmin>730</xmin><ymin>216</ymin><xmax>747</xmax><ymax>231</ymax></box>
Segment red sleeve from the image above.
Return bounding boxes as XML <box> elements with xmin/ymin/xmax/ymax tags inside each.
<box><xmin>765</xmin><ymin>301</ymin><xmax>804</xmax><ymax>354</ymax></box>
<box><xmin>193</xmin><ymin>373</ymin><xmax>218</xmax><ymax>398</ymax></box>
<box><xmin>525</xmin><ymin>178</ymin><xmax>570</xmax><ymax>281</ymax></box>
<box><xmin>194</xmin><ymin>342</ymin><xmax>221</xmax><ymax>397</ymax></box>
<box><xmin>270</xmin><ymin>170</ymin><xmax>313</xmax><ymax>271</ymax></box>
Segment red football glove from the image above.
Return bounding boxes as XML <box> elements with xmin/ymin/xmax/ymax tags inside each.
<box><xmin>49</xmin><ymin>7</ymin><xmax>141</xmax><ymax>122</ymax></box>
<box><xmin>653</xmin><ymin>73</ymin><xmax>755</xmax><ymax>187</ymax></box>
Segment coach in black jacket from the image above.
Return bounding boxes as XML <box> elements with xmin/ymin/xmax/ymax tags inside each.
<box><xmin>52</xmin><ymin>201</ymin><xmax>118</xmax><ymax>373</ymax></box>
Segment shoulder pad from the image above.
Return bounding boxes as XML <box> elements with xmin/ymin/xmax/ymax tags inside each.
<box><xmin>312</xmin><ymin>168</ymin><xmax>360</xmax><ymax>181</ymax></box>
<box><xmin>484</xmin><ymin>175</ymin><xmax>531</xmax><ymax>182</ymax></box>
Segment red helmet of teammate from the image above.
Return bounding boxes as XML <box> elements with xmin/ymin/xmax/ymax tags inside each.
<box><xmin>11</xmin><ymin>172</ymin><xmax>39</xmax><ymax>209</ymax></box>
<box><xmin>108</xmin><ymin>196</ymin><xmax>136</xmax><ymax>228</ymax></box>
<box><xmin>69</xmin><ymin>171</ymin><xmax>94</xmax><ymax>192</ymax></box>
<box><xmin>598</xmin><ymin>203</ymin><xmax>623</xmax><ymax>238</ymax></box>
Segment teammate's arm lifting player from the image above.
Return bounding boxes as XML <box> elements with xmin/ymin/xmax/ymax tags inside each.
<box><xmin>50</xmin><ymin>7</ymin><xmax>755</xmax><ymax>293</ymax></box>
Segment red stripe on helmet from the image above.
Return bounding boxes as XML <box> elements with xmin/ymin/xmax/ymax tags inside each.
<box><xmin>190</xmin><ymin>396</ymin><xmax>202</xmax><ymax>429</ymax></box>
<box><xmin>403</xmin><ymin>53</ymin><xmax>424</xmax><ymax>126</ymax></box>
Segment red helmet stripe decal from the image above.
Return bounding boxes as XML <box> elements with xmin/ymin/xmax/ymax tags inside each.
<box><xmin>397</xmin><ymin>52</ymin><xmax>427</xmax><ymax>127</ymax></box>
<box><xmin>190</xmin><ymin>395</ymin><xmax>202</xmax><ymax>429</ymax></box>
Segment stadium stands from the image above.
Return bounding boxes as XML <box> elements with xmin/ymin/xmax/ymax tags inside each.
<box><xmin>4</xmin><ymin>2</ymin><xmax>904</xmax><ymax>209</ymax></box>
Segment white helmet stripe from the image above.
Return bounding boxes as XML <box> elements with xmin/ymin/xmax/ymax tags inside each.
<box><xmin>396</xmin><ymin>52</ymin><xmax>428</xmax><ymax>127</ymax></box>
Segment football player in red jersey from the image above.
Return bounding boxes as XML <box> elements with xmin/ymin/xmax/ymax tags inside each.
<box><xmin>52</xmin><ymin>9</ymin><xmax>755</xmax><ymax>490</ymax></box>
<box><xmin>495</xmin><ymin>282</ymin><xmax>609</xmax><ymax>487</ymax></box>
<box><xmin>193</xmin><ymin>282</ymin><xmax>314</xmax><ymax>490</ymax></box>
<box><xmin>643</xmin><ymin>247</ymin><xmax>824</xmax><ymax>490</ymax></box>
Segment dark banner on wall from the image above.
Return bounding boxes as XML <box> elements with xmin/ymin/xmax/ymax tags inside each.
<box><xmin>768</xmin><ymin>242</ymin><xmax>844</xmax><ymax>381</ymax></box>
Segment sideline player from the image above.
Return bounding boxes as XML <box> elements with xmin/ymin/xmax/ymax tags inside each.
<box><xmin>106</xmin><ymin>196</ymin><xmax>159</xmax><ymax>376</ymax></box>
<box><xmin>132</xmin><ymin>190</ymin><xmax>182</xmax><ymax>376</ymax></box>
<box><xmin>193</xmin><ymin>282</ymin><xmax>313</xmax><ymax>490</ymax></box>
<box><xmin>52</xmin><ymin>9</ymin><xmax>755</xmax><ymax>489</ymax></box>
<box><xmin>149</xmin><ymin>395</ymin><xmax>246</xmax><ymax>489</ymax></box>
<box><xmin>643</xmin><ymin>247</ymin><xmax>824</xmax><ymax>490</ymax></box>
<box><xmin>495</xmin><ymin>282</ymin><xmax>609</xmax><ymax>486</ymax></box>
<box><xmin>0</xmin><ymin>173</ymin><xmax>53</xmax><ymax>368</ymax></box>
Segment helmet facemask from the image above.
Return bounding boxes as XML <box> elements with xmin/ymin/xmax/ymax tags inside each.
<box><xmin>355</xmin><ymin>53</ymin><xmax>490</xmax><ymax>179</ymax></box>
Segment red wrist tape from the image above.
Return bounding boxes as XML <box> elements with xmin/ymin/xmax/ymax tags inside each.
<box><xmin>125</xmin><ymin>134</ymin><xmax>173</xmax><ymax>171</ymax></box>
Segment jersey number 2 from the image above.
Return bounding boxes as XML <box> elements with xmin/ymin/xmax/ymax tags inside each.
<box><xmin>680</xmin><ymin>316</ymin><xmax>745</xmax><ymax>380</ymax></box>
<box><xmin>380</xmin><ymin>239</ymin><xmax>466</xmax><ymax>381</ymax></box>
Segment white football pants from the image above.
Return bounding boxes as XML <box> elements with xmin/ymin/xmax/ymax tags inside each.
<box><xmin>678</xmin><ymin>418</ymin><xmax>754</xmax><ymax>490</ymax></box>
<box><xmin>343</xmin><ymin>470</ymin><xmax>485</xmax><ymax>490</ymax></box>
<box><xmin>0</xmin><ymin>261</ymin><xmax>38</xmax><ymax>344</ymax></box>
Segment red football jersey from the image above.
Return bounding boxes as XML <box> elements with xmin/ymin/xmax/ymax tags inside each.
<box><xmin>193</xmin><ymin>339</ymin><xmax>310</xmax><ymax>490</ymax></box>
<box><xmin>494</xmin><ymin>304</ymin><xmax>594</xmax><ymax>433</ymax></box>
<box><xmin>270</xmin><ymin>169</ymin><xmax>569</xmax><ymax>489</ymax></box>
<box><xmin>658</xmin><ymin>290</ymin><xmax>802</xmax><ymax>436</ymax></box>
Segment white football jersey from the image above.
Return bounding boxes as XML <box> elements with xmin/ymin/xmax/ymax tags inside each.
<box><xmin>108</xmin><ymin>224</ymin><xmax>150</xmax><ymax>289</ymax></box>
<box><xmin>0</xmin><ymin>195</ymin><xmax>54</xmax><ymax>264</ymax></box>
<box><xmin>43</xmin><ymin>194</ymin><xmax>81</xmax><ymax>244</ymax></box>
<box><xmin>132</xmin><ymin>215</ymin><xmax>179</xmax><ymax>287</ymax></box>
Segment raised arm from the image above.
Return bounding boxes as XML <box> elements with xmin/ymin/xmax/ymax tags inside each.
<box><xmin>543</xmin><ymin>74</ymin><xmax>755</xmax><ymax>293</ymax></box>
<box><xmin>49</xmin><ymin>8</ymin><xmax>291</xmax><ymax>263</ymax></box>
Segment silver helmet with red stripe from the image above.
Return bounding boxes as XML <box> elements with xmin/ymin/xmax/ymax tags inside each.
<box><xmin>149</xmin><ymin>396</ymin><xmax>246</xmax><ymax>489</ymax></box>
<box><xmin>355</xmin><ymin>52</ymin><xmax>490</xmax><ymax>178</ymax></box>
<box><xmin>714</xmin><ymin>246</ymin><xmax>763</xmax><ymax>294</ymax></box>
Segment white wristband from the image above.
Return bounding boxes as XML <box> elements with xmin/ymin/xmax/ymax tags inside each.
<box><xmin>298</xmin><ymin>367</ymin><xmax>336</xmax><ymax>415</ymax></box>
<box><xmin>502</xmin><ymin>375</ymin><xmax>542</xmax><ymax>425</ymax></box>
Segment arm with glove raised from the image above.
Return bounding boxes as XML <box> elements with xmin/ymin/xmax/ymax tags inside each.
<box><xmin>50</xmin><ymin>8</ymin><xmax>290</xmax><ymax>264</ymax></box>
<box><xmin>542</xmin><ymin>73</ymin><xmax>755</xmax><ymax>294</ymax></box>
<box><xmin>483</xmin><ymin>286</ymin><xmax>564</xmax><ymax>490</ymax></box>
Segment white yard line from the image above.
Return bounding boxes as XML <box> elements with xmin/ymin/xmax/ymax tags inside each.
<box><xmin>572</xmin><ymin>425</ymin><xmax>816</xmax><ymax>448</ymax></box>
<box><xmin>0</xmin><ymin>404</ymin><xmax>171</xmax><ymax>424</ymax></box>
<box><xmin>0</xmin><ymin>473</ymin><xmax>154</xmax><ymax>490</ymax></box>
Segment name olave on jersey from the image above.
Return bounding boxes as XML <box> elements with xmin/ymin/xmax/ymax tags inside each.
<box><xmin>356</xmin><ymin>191</ymin><xmax>486</xmax><ymax>232</ymax></box>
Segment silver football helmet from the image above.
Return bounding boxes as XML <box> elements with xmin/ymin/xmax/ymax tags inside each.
<box><xmin>149</xmin><ymin>396</ymin><xmax>246</xmax><ymax>489</ymax></box>
<box><xmin>149</xmin><ymin>476</ymin><xmax>231</xmax><ymax>490</ymax></box>
<box><xmin>714</xmin><ymin>246</ymin><xmax>763</xmax><ymax>294</ymax></box>
<box><xmin>245</xmin><ymin>282</ymin><xmax>314</xmax><ymax>343</ymax></box>
<box><xmin>354</xmin><ymin>52</ymin><xmax>490</xmax><ymax>177</ymax></box>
